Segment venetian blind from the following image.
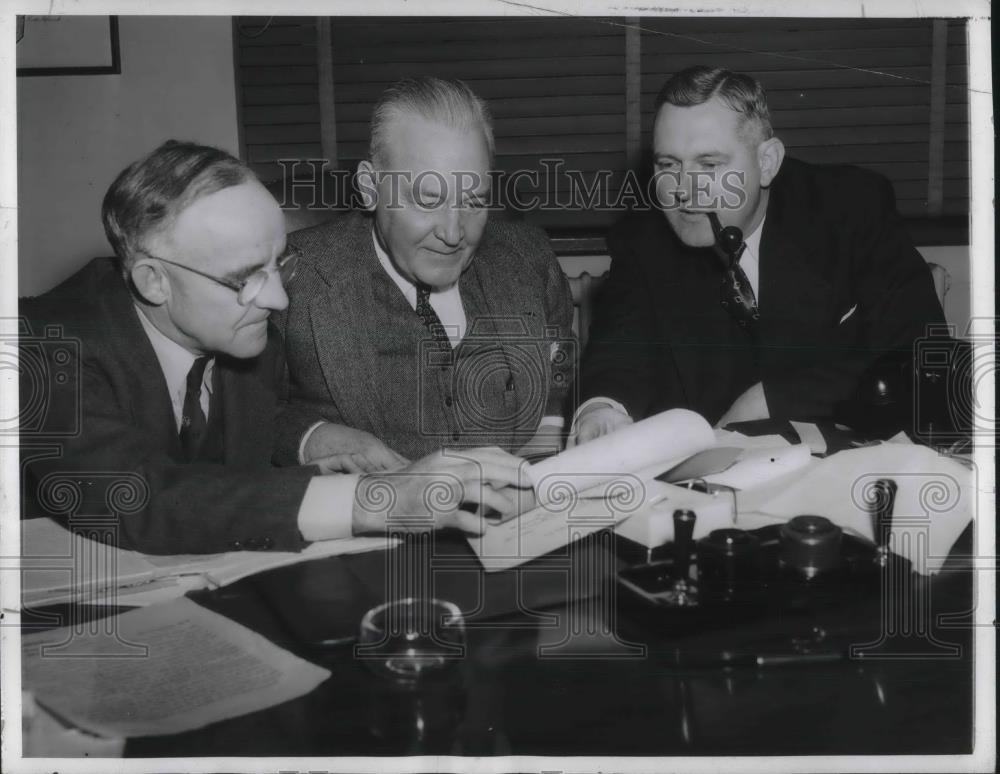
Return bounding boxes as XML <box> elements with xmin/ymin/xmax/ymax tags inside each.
<box><xmin>639</xmin><ymin>17</ymin><xmax>969</xmax><ymax>218</ymax></box>
<box><xmin>236</xmin><ymin>16</ymin><xmax>969</xmax><ymax>233</ymax></box>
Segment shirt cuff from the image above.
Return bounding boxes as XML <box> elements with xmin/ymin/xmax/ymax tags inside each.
<box><xmin>298</xmin><ymin>420</ymin><xmax>328</xmax><ymax>465</ymax></box>
<box><xmin>296</xmin><ymin>473</ymin><xmax>360</xmax><ymax>542</ymax></box>
<box><xmin>570</xmin><ymin>397</ymin><xmax>630</xmax><ymax>436</ymax></box>
<box><xmin>538</xmin><ymin>415</ymin><xmax>565</xmax><ymax>430</ymax></box>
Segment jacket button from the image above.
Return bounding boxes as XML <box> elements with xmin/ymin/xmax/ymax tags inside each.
<box><xmin>445</xmin><ymin>395</ymin><xmax>453</xmax><ymax>407</ymax></box>
<box><xmin>230</xmin><ymin>540</ymin><xmax>242</xmax><ymax>550</ymax></box>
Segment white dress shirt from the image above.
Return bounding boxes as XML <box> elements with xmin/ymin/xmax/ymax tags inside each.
<box><xmin>135</xmin><ymin>305</ymin><xmax>357</xmax><ymax>543</ymax></box>
<box><xmin>571</xmin><ymin>216</ymin><xmax>766</xmax><ymax>431</ymax></box>
<box><xmin>740</xmin><ymin>215</ymin><xmax>764</xmax><ymax>305</ymax></box>
<box><xmin>373</xmin><ymin>231</ymin><xmax>468</xmax><ymax>345</ymax></box>
<box><xmin>136</xmin><ymin>306</ymin><xmax>214</xmax><ymax>431</ymax></box>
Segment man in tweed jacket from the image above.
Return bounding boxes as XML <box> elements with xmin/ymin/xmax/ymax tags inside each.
<box><xmin>275</xmin><ymin>78</ymin><xmax>575</xmax><ymax>468</ymax></box>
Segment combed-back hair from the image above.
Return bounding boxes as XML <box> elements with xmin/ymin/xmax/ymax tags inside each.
<box><xmin>102</xmin><ymin>140</ymin><xmax>256</xmax><ymax>279</ymax></box>
<box><xmin>368</xmin><ymin>76</ymin><xmax>495</xmax><ymax>166</ymax></box>
<box><xmin>654</xmin><ymin>65</ymin><xmax>773</xmax><ymax>142</ymax></box>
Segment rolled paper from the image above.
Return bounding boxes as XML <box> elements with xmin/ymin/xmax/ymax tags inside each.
<box><xmin>529</xmin><ymin>409</ymin><xmax>715</xmax><ymax>508</ymax></box>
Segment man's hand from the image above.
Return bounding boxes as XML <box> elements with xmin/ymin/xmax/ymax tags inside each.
<box><xmin>715</xmin><ymin>381</ymin><xmax>770</xmax><ymax>428</ymax></box>
<box><xmin>516</xmin><ymin>423</ymin><xmax>564</xmax><ymax>461</ymax></box>
<box><xmin>351</xmin><ymin>447</ymin><xmax>529</xmax><ymax>536</ymax></box>
<box><xmin>567</xmin><ymin>403</ymin><xmax>633</xmax><ymax>448</ymax></box>
<box><xmin>304</xmin><ymin>422</ymin><xmax>409</xmax><ymax>473</ymax></box>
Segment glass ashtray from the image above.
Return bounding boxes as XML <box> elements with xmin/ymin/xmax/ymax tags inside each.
<box><xmin>356</xmin><ymin>597</ymin><xmax>466</xmax><ymax>681</ymax></box>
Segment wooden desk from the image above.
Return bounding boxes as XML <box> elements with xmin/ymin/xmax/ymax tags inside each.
<box><xmin>115</xmin><ymin>532</ymin><xmax>973</xmax><ymax>758</ymax></box>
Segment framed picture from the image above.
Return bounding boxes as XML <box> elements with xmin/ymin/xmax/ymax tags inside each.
<box><xmin>16</xmin><ymin>16</ymin><xmax>120</xmax><ymax>76</ymax></box>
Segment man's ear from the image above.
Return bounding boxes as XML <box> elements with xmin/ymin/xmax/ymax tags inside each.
<box><xmin>757</xmin><ymin>137</ymin><xmax>785</xmax><ymax>188</ymax></box>
<box><xmin>130</xmin><ymin>259</ymin><xmax>169</xmax><ymax>305</ymax></box>
<box><xmin>356</xmin><ymin>160</ymin><xmax>378</xmax><ymax>211</ymax></box>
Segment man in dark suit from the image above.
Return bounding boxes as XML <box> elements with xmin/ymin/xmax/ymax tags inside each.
<box><xmin>276</xmin><ymin>77</ymin><xmax>575</xmax><ymax>468</ymax></box>
<box><xmin>20</xmin><ymin>141</ymin><xmax>526</xmax><ymax>554</ymax></box>
<box><xmin>573</xmin><ymin>66</ymin><xmax>945</xmax><ymax>444</ymax></box>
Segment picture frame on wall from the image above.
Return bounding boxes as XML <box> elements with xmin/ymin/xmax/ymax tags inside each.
<box><xmin>16</xmin><ymin>16</ymin><xmax>120</xmax><ymax>76</ymax></box>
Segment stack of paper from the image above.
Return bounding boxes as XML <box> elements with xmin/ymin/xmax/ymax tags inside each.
<box><xmin>21</xmin><ymin>597</ymin><xmax>330</xmax><ymax>737</ymax></box>
<box><xmin>20</xmin><ymin>517</ymin><xmax>399</xmax><ymax>607</ymax></box>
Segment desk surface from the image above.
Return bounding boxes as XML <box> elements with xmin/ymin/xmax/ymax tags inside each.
<box><xmin>110</xmin><ymin>531</ymin><xmax>973</xmax><ymax>759</ymax></box>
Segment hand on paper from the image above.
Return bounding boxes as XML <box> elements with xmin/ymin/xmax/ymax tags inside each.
<box><xmin>351</xmin><ymin>447</ymin><xmax>529</xmax><ymax>536</ymax></box>
<box><xmin>568</xmin><ymin>403</ymin><xmax>633</xmax><ymax>448</ymax></box>
<box><xmin>715</xmin><ymin>382</ymin><xmax>770</xmax><ymax>428</ymax></box>
<box><xmin>304</xmin><ymin>422</ymin><xmax>409</xmax><ymax>473</ymax></box>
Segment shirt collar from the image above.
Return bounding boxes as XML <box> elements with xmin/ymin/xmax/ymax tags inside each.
<box><xmin>371</xmin><ymin>228</ymin><xmax>420</xmax><ymax>308</ymax></box>
<box><xmin>134</xmin><ymin>305</ymin><xmax>214</xmax><ymax>398</ymax></box>
<box><xmin>370</xmin><ymin>226</ymin><xmax>464</xmax><ymax>305</ymax></box>
<box><xmin>742</xmin><ymin>214</ymin><xmax>765</xmax><ymax>263</ymax></box>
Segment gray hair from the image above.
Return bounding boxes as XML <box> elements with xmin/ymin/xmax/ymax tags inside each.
<box><xmin>102</xmin><ymin>140</ymin><xmax>256</xmax><ymax>279</ymax></box>
<box><xmin>368</xmin><ymin>76</ymin><xmax>495</xmax><ymax>167</ymax></box>
<box><xmin>654</xmin><ymin>65</ymin><xmax>773</xmax><ymax>143</ymax></box>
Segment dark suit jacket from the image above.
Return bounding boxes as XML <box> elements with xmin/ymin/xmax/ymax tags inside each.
<box><xmin>19</xmin><ymin>258</ymin><xmax>315</xmax><ymax>554</ymax></box>
<box><xmin>580</xmin><ymin>157</ymin><xmax>946</xmax><ymax>425</ymax></box>
<box><xmin>275</xmin><ymin>211</ymin><xmax>575</xmax><ymax>462</ymax></box>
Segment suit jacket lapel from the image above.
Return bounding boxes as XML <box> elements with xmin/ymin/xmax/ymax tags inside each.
<box><xmin>459</xmin><ymin>237</ymin><xmax>516</xmax><ymax>336</ymax></box>
<box><xmin>646</xmin><ymin>217</ymin><xmax>722</xmax><ymax>407</ymax></box>
<box><xmin>757</xmin><ymin>182</ymin><xmax>834</xmax><ymax>341</ymax></box>
<box><xmin>308</xmin><ymin>215</ymin><xmax>397</xmax><ymax>437</ymax></box>
<box><xmin>461</xmin><ymin>232</ymin><xmax>541</xmax><ymax>327</ymax></box>
<box><xmin>105</xmin><ymin>291</ymin><xmax>184</xmax><ymax>460</ymax></box>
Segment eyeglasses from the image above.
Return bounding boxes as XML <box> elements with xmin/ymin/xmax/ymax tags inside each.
<box><xmin>139</xmin><ymin>245</ymin><xmax>300</xmax><ymax>306</ymax></box>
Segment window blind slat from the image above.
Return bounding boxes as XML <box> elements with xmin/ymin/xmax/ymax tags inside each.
<box><xmin>235</xmin><ymin>16</ymin><xmax>969</xmax><ymax>230</ymax></box>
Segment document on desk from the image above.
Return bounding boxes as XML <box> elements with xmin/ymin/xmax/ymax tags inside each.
<box><xmin>19</xmin><ymin>517</ymin><xmax>399</xmax><ymax>607</ymax></box>
<box><xmin>470</xmin><ymin>410</ymin><xmax>715</xmax><ymax>571</ymax></box>
<box><xmin>21</xmin><ymin>597</ymin><xmax>330</xmax><ymax>738</ymax></box>
<box><xmin>469</xmin><ymin>410</ymin><xmax>816</xmax><ymax>571</ymax></box>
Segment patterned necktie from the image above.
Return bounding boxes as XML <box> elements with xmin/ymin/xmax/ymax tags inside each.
<box><xmin>415</xmin><ymin>284</ymin><xmax>452</xmax><ymax>348</ymax></box>
<box><xmin>719</xmin><ymin>243</ymin><xmax>760</xmax><ymax>330</ymax></box>
<box><xmin>179</xmin><ymin>355</ymin><xmax>211</xmax><ymax>462</ymax></box>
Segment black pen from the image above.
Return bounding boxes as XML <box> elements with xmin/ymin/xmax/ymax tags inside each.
<box><xmin>674</xmin><ymin>648</ymin><xmax>846</xmax><ymax>669</ymax></box>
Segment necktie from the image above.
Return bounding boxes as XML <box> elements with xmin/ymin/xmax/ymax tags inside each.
<box><xmin>415</xmin><ymin>284</ymin><xmax>452</xmax><ymax>348</ymax></box>
<box><xmin>719</xmin><ymin>243</ymin><xmax>760</xmax><ymax>329</ymax></box>
<box><xmin>179</xmin><ymin>355</ymin><xmax>211</xmax><ymax>462</ymax></box>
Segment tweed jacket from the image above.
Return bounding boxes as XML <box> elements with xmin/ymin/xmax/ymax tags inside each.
<box><xmin>275</xmin><ymin>211</ymin><xmax>575</xmax><ymax>462</ymax></box>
